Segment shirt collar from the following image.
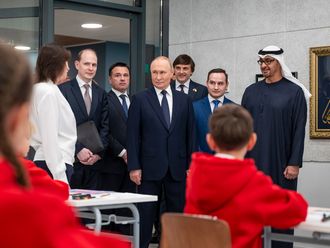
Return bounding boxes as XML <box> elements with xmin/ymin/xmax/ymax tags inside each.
<box><xmin>208</xmin><ymin>94</ymin><xmax>225</xmax><ymax>104</ymax></box>
<box><xmin>76</xmin><ymin>75</ymin><xmax>92</xmax><ymax>88</ymax></box>
<box><xmin>112</xmin><ymin>88</ymin><xmax>128</xmax><ymax>98</ymax></box>
<box><xmin>175</xmin><ymin>79</ymin><xmax>190</xmax><ymax>90</ymax></box>
<box><xmin>154</xmin><ymin>85</ymin><xmax>172</xmax><ymax>96</ymax></box>
<box><xmin>215</xmin><ymin>153</ymin><xmax>235</xmax><ymax>160</ymax></box>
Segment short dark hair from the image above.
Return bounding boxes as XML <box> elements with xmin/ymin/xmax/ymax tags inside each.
<box><xmin>108</xmin><ymin>62</ymin><xmax>130</xmax><ymax>76</ymax></box>
<box><xmin>207</xmin><ymin>68</ymin><xmax>228</xmax><ymax>83</ymax></box>
<box><xmin>209</xmin><ymin>104</ymin><xmax>253</xmax><ymax>151</ymax></box>
<box><xmin>35</xmin><ymin>44</ymin><xmax>71</xmax><ymax>83</ymax></box>
<box><xmin>173</xmin><ymin>54</ymin><xmax>195</xmax><ymax>72</ymax></box>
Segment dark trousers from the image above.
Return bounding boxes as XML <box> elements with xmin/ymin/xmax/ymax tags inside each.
<box><xmin>98</xmin><ymin>171</ymin><xmax>134</xmax><ymax>192</ymax></box>
<box><xmin>270</xmin><ymin>229</ymin><xmax>294</xmax><ymax>248</ymax></box>
<box><xmin>138</xmin><ymin>171</ymin><xmax>186</xmax><ymax>248</ymax></box>
<box><xmin>70</xmin><ymin>162</ymin><xmax>99</xmax><ymax>190</ymax></box>
<box><xmin>269</xmin><ymin>178</ymin><xmax>297</xmax><ymax>248</ymax></box>
<box><xmin>34</xmin><ymin>160</ymin><xmax>73</xmax><ymax>183</ymax></box>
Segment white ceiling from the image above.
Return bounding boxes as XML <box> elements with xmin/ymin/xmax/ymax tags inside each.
<box><xmin>0</xmin><ymin>0</ymin><xmax>160</xmax><ymax>50</ymax></box>
<box><xmin>55</xmin><ymin>9</ymin><xmax>130</xmax><ymax>44</ymax></box>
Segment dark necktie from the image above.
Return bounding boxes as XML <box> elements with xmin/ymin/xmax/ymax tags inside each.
<box><xmin>213</xmin><ymin>99</ymin><xmax>220</xmax><ymax>112</ymax></box>
<box><xmin>120</xmin><ymin>94</ymin><xmax>128</xmax><ymax>117</ymax></box>
<box><xmin>179</xmin><ymin>84</ymin><xmax>185</xmax><ymax>93</ymax></box>
<box><xmin>83</xmin><ymin>84</ymin><xmax>91</xmax><ymax>115</ymax></box>
<box><xmin>161</xmin><ymin>90</ymin><xmax>170</xmax><ymax>128</ymax></box>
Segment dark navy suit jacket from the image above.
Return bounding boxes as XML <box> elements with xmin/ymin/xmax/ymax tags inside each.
<box><xmin>193</xmin><ymin>95</ymin><xmax>235</xmax><ymax>154</ymax></box>
<box><xmin>171</xmin><ymin>80</ymin><xmax>208</xmax><ymax>102</ymax></box>
<box><xmin>101</xmin><ymin>90</ymin><xmax>128</xmax><ymax>174</ymax></box>
<box><xmin>127</xmin><ymin>87</ymin><xmax>195</xmax><ymax>181</ymax></box>
<box><xmin>59</xmin><ymin>78</ymin><xmax>109</xmax><ymax>157</ymax></box>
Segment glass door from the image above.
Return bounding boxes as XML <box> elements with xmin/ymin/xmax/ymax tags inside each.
<box><xmin>55</xmin><ymin>8</ymin><xmax>130</xmax><ymax>91</ymax></box>
<box><xmin>52</xmin><ymin>0</ymin><xmax>145</xmax><ymax>93</ymax></box>
<box><xmin>0</xmin><ymin>0</ymin><xmax>40</xmax><ymax>67</ymax></box>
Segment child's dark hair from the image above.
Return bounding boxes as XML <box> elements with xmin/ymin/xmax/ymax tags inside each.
<box><xmin>209</xmin><ymin>104</ymin><xmax>253</xmax><ymax>151</ymax></box>
<box><xmin>0</xmin><ymin>43</ymin><xmax>33</xmax><ymax>187</ymax></box>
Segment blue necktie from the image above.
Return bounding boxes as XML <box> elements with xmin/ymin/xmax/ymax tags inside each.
<box><xmin>120</xmin><ymin>94</ymin><xmax>128</xmax><ymax>117</ymax></box>
<box><xmin>161</xmin><ymin>90</ymin><xmax>170</xmax><ymax>128</ymax></box>
<box><xmin>213</xmin><ymin>99</ymin><xmax>220</xmax><ymax>112</ymax></box>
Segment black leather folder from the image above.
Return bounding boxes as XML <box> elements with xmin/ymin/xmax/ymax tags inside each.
<box><xmin>77</xmin><ymin>121</ymin><xmax>104</xmax><ymax>153</ymax></box>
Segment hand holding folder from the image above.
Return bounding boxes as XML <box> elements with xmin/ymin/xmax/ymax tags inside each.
<box><xmin>77</xmin><ymin>121</ymin><xmax>104</xmax><ymax>154</ymax></box>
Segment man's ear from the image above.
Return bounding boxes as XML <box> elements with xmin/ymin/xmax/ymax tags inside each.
<box><xmin>206</xmin><ymin>133</ymin><xmax>217</xmax><ymax>151</ymax></box>
<box><xmin>247</xmin><ymin>132</ymin><xmax>257</xmax><ymax>151</ymax></box>
<box><xmin>74</xmin><ymin>60</ymin><xmax>79</xmax><ymax>70</ymax></box>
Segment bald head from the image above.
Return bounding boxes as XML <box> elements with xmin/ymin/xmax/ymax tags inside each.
<box><xmin>150</xmin><ymin>56</ymin><xmax>174</xmax><ymax>90</ymax></box>
<box><xmin>151</xmin><ymin>56</ymin><xmax>173</xmax><ymax>70</ymax></box>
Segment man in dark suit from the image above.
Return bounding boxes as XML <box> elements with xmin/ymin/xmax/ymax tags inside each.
<box><xmin>193</xmin><ymin>68</ymin><xmax>235</xmax><ymax>154</ymax></box>
<box><xmin>127</xmin><ymin>56</ymin><xmax>195</xmax><ymax>248</ymax></box>
<box><xmin>59</xmin><ymin>49</ymin><xmax>109</xmax><ymax>189</ymax></box>
<box><xmin>171</xmin><ymin>54</ymin><xmax>208</xmax><ymax>101</ymax></box>
<box><xmin>99</xmin><ymin>62</ymin><xmax>133</xmax><ymax>193</ymax></box>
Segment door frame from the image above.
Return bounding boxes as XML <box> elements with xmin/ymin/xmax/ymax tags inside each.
<box><xmin>40</xmin><ymin>0</ymin><xmax>146</xmax><ymax>93</ymax></box>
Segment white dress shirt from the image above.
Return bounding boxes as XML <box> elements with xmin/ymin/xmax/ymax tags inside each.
<box><xmin>30</xmin><ymin>81</ymin><xmax>77</xmax><ymax>184</ymax></box>
<box><xmin>154</xmin><ymin>85</ymin><xmax>173</xmax><ymax>121</ymax></box>
<box><xmin>208</xmin><ymin>95</ymin><xmax>224</xmax><ymax>112</ymax></box>
<box><xmin>112</xmin><ymin>88</ymin><xmax>130</xmax><ymax>108</ymax></box>
<box><xmin>215</xmin><ymin>153</ymin><xmax>235</xmax><ymax>160</ymax></box>
<box><xmin>76</xmin><ymin>75</ymin><xmax>92</xmax><ymax>100</ymax></box>
<box><xmin>175</xmin><ymin>79</ymin><xmax>190</xmax><ymax>94</ymax></box>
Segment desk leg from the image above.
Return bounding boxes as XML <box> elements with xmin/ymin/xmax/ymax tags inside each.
<box><xmin>125</xmin><ymin>204</ymin><xmax>140</xmax><ymax>248</ymax></box>
<box><xmin>91</xmin><ymin>207</ymin><xmax>102</xmax><ymax>234</ymax></box>
<box><xmin>264</xmin><ymin>227</ymin><xmax>272</xmax><ymax>248</ymax></box>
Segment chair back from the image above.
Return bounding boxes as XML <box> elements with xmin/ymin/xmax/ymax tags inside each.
<box><xmin>160</xmin><ymin>213</ymin><xmax>231</xmax><ymax>248</ymax></box>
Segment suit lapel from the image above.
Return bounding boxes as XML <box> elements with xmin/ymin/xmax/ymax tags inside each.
<box><xmin>223</xmin><ymin>96</ymin><xmax>231</xmax><ymax>105</ymax></box>
<box><xmin>109</xmin><ymin>90</ymin><xmax>127</xmax><ymax>121</ymax></box>
<box><xmin>169</xmin><ymin>90</ymin><xmax>180</xmax><ymax>133</ymax></box>
<box><xmin>170</xmin><ymin>81</ymin><xmax>176</xmax><ymax>91</ymax></box>
<box><xmin>71</xmin><ymin>79</ymin><xmax>89</xmax><ymax>118</ymax></box>
<box><xmin>89</xmin><ymin>82</ymin><xmax>99</xmax><ymax>116</ymax></box>
<box><xmin>201</xmin><ymin>97</ymin><xmax>212</xmax><ymax>115</ymax></box>
<box><xmin>146</xmin><ymin>87</ymin><xmax>169</xmax><ymax>130</ymax></box>
<box><xmin>188</xmin><ymin>80</ymin><xmax>197</xmax><ymax>96</ymax></box>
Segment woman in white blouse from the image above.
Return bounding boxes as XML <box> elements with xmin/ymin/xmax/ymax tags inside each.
<box><xmin>30</xmin><ymin>44</ymin><xmax>76</xmax><ymax>184</ymax></box>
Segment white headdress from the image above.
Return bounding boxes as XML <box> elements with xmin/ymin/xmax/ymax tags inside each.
<box><xmin>258</xmin><ymin>45</ymin><xmax>311</xmax><ymax>100</ymax></box>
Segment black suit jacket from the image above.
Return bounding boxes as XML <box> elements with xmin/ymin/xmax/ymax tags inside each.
<box><xmin>101</xmin><ymin>90</ymin><xmax>128</xmax><ymax>174</ymax></box>
<box><xmin>171</xmin><ymin>80</ymin><xmax>208</xmax><ymax>101</ymax></box>
<box><xmin>59</xmin><ymin>78</ymin><xmax>109</xmax><ymax>157</ymax></box>
<box><xmin>127</xmin><ymin>87</ymin><xmax>195</xmax><ymax>181</ymax></box>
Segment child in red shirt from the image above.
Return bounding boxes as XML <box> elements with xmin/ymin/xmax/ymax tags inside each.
<box><xmin>0</xmin><ymin>43</ymin><xmax>130</xmax><ymax>248</ymax></box>
<box><xmin>185</xmin><ymin>104</ymin><xmax>307</xmax><ymax>248</ymax></box>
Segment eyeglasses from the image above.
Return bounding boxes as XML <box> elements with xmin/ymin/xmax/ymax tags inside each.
<box><xmin>257</xmin><ymin>59</ymin><xmax>275</xmax><ymax>65</ymax></box>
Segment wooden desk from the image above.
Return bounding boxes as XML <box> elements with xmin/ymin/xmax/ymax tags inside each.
<box><xmin>68</xmin><ymin>190</ymin><xmax>157</xmax><ymax>248</ymax></box>
<box><xmin>264</xmin><ymin>207</ymin><xmax>330</xmax><ymax>247</ymax></box>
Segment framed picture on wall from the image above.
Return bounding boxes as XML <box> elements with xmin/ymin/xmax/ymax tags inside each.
<box><xmin>310</xmin><ymin>46</ymin><xmax>330</xmax><ymax>138</ymax></box>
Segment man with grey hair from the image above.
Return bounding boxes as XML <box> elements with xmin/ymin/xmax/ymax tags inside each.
<box><xmin>242</xmin><ymin>45</ymin><xmax>310</xmax><ymax>248</ymax></box>
<box><xmin>127</xmin><ymin>56</ymin><xmax>195</xmax><ymax>248</ymax></box>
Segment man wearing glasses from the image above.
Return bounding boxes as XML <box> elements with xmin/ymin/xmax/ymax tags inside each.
<box><xmin>241</xmin><ymin>45</ymin><xmax>311</xmax><ymax>248</ymax></box>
